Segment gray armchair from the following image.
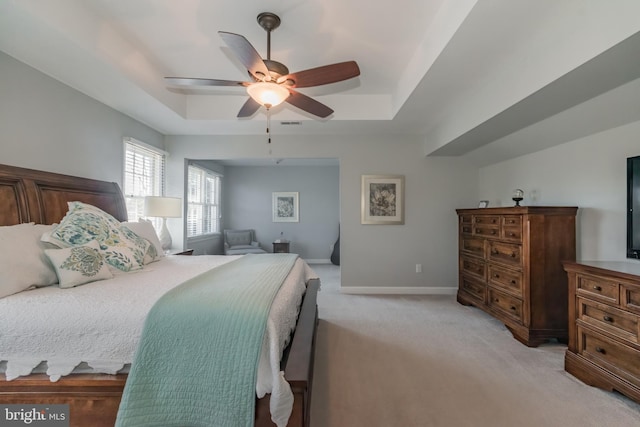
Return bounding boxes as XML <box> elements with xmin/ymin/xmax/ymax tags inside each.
<box><xmin>223</xmin><ymin>229</ymin><xmax>267</xmax><ymax>255</ymax></box>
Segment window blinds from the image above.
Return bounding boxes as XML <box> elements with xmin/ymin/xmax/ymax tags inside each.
<box><xmin>123</xmin><ymin>138</ymin><xmax>166</xmax><ymax>222</ymax></box>
<box><xmin>187</xmin><ymin>165</ymin><xmax>221</xmax><ymax>237</ymax></box>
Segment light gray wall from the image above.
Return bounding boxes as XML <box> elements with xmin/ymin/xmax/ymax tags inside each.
<box><xmin>223</xmin><ymin>165</ymin><xmax>339</xmax><ymax>261</ymax></box>
<box><xmin>165</xmin><ymin>135</ymin><xmax>478</xmax><ymax>290</ymax></box>
<box><xmin>476</xmin><ymin>119</ymin><xmax>640</xmax><ymax>262</ymax></box>
<box><xmin>0</xmin><ymin>51</ymin><xmax>164</xmax><ymax>184</ymax></box>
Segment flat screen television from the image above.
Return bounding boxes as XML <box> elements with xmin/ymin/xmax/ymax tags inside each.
<box><xmin>628</xmin><ymin>155</ymin><xmax>640</xmax><ymax>259</ymax></box>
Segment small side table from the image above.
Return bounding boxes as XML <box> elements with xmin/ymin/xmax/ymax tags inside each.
<box><xmin>272</xmin><ymin>241</ymin><xmax>290</xmax><ymax>253</ymax></box>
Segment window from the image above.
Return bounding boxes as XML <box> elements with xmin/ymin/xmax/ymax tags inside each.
<box><xmin>123</xmin><ymin>138</ymin><xmax>166</xmax><ymax>222</ymax></box>
<box><xmin>187</xmin><ymin>165</ymin><xmax>221</xmax><ymax>237</ymax></box>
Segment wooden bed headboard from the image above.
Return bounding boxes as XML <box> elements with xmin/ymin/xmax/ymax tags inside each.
<box><xmin>0</xmin><ymin>163</ymin><xmax>128</xmax><ymax>226</ymax></box>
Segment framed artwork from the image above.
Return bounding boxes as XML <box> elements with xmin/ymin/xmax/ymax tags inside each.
<box><xmin>361</xmin><ymin>175</ymin><xmax>405</xmax><ymax>225</ymax></box>
<box><xmin>272</xmin><ymin>192</ymin><xmax>299</xmax><ymax>222</ymax></box>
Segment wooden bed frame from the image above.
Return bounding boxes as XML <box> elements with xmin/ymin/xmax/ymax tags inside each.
<box><xmin>0</xmin><ymin>163</ymin><xmax>319</xmax><ymax>427</ymax></box>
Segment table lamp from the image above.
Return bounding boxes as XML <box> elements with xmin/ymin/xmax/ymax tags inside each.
<box><xmin>144</xmin><ymin>196</ymin><xmax>182</xmax><ymax>252</ymax></box>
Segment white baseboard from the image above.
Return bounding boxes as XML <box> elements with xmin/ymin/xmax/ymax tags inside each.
<box><xmin>304</xmin><ymin>259</ymin><xmax>332</xmax><ymax>264</ymax></box>
<box><xmin>340</xmin><ymin>286</ymin><xmax>457</xmax><ymax>295</ymax></box>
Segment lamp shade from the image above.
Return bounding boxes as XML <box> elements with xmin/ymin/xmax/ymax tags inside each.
<box><xmin>144</xmin><ymin>196</ymin><xmax>182</xmax><ymax>218</ymax></box>
<box><xmin>246</xmin><ymin>82</ymin><xmax>290</xmax><ymax>108</ymax></box>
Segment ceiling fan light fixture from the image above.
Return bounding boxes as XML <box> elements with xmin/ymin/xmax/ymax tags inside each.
<box><xmin>247</xmin><ymin>82</ymin><xmax>289</xmax><ymax>108</ymax></box>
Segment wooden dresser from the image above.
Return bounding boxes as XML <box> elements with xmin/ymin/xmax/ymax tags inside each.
<box><xmin>563</xmin><ymin>261</ymin><xmax>640</xmax><ymax>404</ymax></box>
<box><xmin>456</xmin><ymin>207</ymin><xmax>577</xmax><ymax>347</ymax></box>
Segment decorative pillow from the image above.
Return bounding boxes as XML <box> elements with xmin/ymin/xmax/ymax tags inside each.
<box><xmin>121</xmin><ymin>219</ymin><xmax>163</xmax><ymax>263</ymax></box>
<box><xmin>42</xmin><ymin>202</ymin><xmax>149</xmax><ymax>272</ymax></box>
<box><xmin>45</xmin><ymin>240</ymin><xmax>113</xmax><ymax>288</ymax></box>
<box><xmin>0</xmin><ymin>223</ymin><xmax>59</xmax><ymax>299</ymax></box>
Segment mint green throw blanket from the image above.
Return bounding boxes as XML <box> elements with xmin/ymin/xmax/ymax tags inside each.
<box><xmin>115</xmin><ymin>253</ymin><xmax>299</xmax><ymax>427</ymax></box>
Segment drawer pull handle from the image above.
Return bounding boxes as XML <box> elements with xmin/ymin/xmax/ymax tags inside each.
<box><xmin>494</xmin><ymin>298</ymin><xmax>500</xmax><ymax>303</ymax></box>
<box><xmin>494</xmin><ymin>274</ymin><xmax>500</xmax><ymax>278</ymax></box>
<box><xmin>476</xmin><ymin>229</ymin><xmax>482</xmax><ymax>234</ymax></box>
<box><xmin>509</xmin><ymin>232</ymin><xmax>515</xmax><ymax>237</ymax></box>
<box><xmin>603</xmin><ymin>316</ymin><xmax>613</xmax><ymax>322</ymax></box>
<box><xmin>595</xmin><ymin>347</ymin><xmax>606</xmax><ymax>354</ymax></box>
<box><xmin>511</xmin><ymin>280</ymin><xmax>517</xmax><ymax>285</ymax></box>
<box><xmin>510</xmin><ymin>306</ymin><xmax>516</xmax><ymax>311</ymax></box>
<box><xmin>491</xmin><ymin>230</ymin><xmax>496</xmax><ymax>235</ymax></box>
<box><xmin>593</xmin><ymin>285</ymin><xmax>602</xmax><ymax>291</ymax></box>
<box><xmin>510</xmin><ymin>252</ymin><xmax>517</xmax><ymax>258</ymax></box>
<box><xmin>491</xmin><ymin>219</ymin><xmax>496</xmax><ymax>224</ymax></box>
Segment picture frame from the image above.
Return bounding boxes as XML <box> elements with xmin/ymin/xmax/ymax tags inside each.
<box><xmin>361</xmin><ymin>174</ymin><xmax>405</xmax><ymax>225</ymax></box>
<box><xmin>272</xmin><ymin>192</ymin><xmax>299</xmax><ymax>222</ymax></box>
<box><xmin>478</xmin><ymin>200</ymin><xmax>489</xmax><ymax>208</ymax></box>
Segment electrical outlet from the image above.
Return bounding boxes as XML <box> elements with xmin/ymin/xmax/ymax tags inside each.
<box><xmin>416</xmin><ymin>264</ymin><xmax>422</xmax><ymax>273</ymax></box>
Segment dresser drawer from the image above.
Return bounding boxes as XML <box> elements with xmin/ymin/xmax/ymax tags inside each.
<box><xmin>461</xmin><ymin>237</ymin><xmax>485</xmax><ymax>258</ymax></box>
<box><xmin>488</xmin><ymin>264</ymin><xmax>523</xmax><ymax>297</ymax></box>
<box><xmin>501</xmin><ymin>216</ymin><xmax>523</xmax><ymax>242</ymax></box>
<box><xmin>502</xmin><ymin>215</ymin><xmax>522</xmax><ymax>228</ymax></box>
<box><xmin>461</xmin><ymin>256</ymin><xmax>486</xmax><ymax>281</ymax></box>
<box><xmin>460</xmin><ymin>214</ymin><xmax>473</xmax><ymax>235</ymax></box>
<box><xmin>578</xmin><ymin>298</ymin><xmax>639</xmax><ymax>344</ymax></box>
<box><xmin>577</xmin><ymin>274</ymin><xmax>619</xmax><ymax>305</ymax></box>
<box><xmin>621</xmin><ymin>283</ymin><xmax>640</xmax><ymax>315</ymax></box>
<box><xmin>460</xmin><ymin>223</ymin><xmax>473</xmax><ymax>235</ymax></box>
<box><xmin>474</xmin><ymin>224</ymin><xmax>499</xmax><ymax>238</ymax></box>
<box><xmin>473</xmin><ymin>215</ymin><xmax>500</xmax><ymax>226</ymax></box>
<box><xmin>502</xmin><ymin>225</ymin><xmax>523</xmax><ymax>242</ymax></box>
<box><xmin>460</xmin><ymin>275</ymin><xmax>486</xmax><ymax>304</ymax></box>
<box><xmin>488</xmin><ymin>241</ymin><xmax>522</xmax><ymax>267</ymax></box>
<box><xmin>578</xmin><ymin>326</ymin><xmax>640</xmax><ymax>385</ymax></box>
<box><xmin>488</xmin><ymin>288</ymin><xmax>523</xmax><ymax>323</ymax></box>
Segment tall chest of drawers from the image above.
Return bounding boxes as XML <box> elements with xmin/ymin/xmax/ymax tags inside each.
<box><xmin>456</xmin><ymin>207</ymin><xmax>577</xmax><ymax>347</ymax></box>
<box><xmin>563</xmin><ymin>261</ymin><xmax>640</xmax><ymax>404</ymax></box>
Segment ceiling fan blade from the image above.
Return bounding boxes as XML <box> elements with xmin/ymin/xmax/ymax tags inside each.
<box><xmin>165</xmin><ymin>77</ymin><xmax>249</xmax><ymax>87</ymax></box>
<box><xmin>219</xmin><ymin>31</ymin><xmax>270</xmax><ymax>81</ymax></box>
<box><xmin>237</xmin><ymin>97</ymin><xmax>261</xmax><ymax>118</ymax></box>
<box><xmin>286</xmin><ymin>89</ymin><xmax>334</xmax><ymax>118</ymax></box>
<box><xmin>278</xmin><ymin>61</ymin><xmax>360</xmax><ymax>88</ymax></box>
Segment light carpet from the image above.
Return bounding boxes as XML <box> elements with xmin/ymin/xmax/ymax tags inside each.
<box><xmin>308</xmin><ymin>264</ymin><xmax>640</xmax><ymax>427</ymax></box>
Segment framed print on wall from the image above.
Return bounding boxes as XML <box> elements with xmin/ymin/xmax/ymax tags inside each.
<box><xmin>272</xmin><ymin>192</ymin><xmax>299</xmax><ymax>222</ymax></box>
<box><xmin>361</xmin><ymin>175</ymin><xmax>405</xmax><ymax>225</ymax></box>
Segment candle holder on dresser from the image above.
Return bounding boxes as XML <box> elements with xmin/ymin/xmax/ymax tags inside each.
<box><xmin>512</xmin><ymin>189</ymin><xmax>524</xmax><ymax>207</ymax></box>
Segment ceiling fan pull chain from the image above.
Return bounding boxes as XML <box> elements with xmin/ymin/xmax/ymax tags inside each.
<box><xmin>267</xmin><ymin>109</ymin><xmax>272</xmax><ymax>143</ymax></box>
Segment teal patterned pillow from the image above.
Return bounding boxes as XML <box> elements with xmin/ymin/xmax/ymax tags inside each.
<box><xmin>120</xmin><ymin>225</ymin><xmax>160</xmax><ymax>264</ymax></box>
<box><xmin>43</xmin><ymin>202</ymin><xmax>150</xmax><ymax>271</ymax></box>
<box><xmin>45</xmin><ymin>240</ymin><xmax>113</xmax><ymax>288</ymax></box>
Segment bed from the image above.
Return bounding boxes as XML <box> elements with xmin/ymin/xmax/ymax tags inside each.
<box><xmin>0</xmin><ymin>163</ymin><xmax>320</xmax><ymax>427</ymax></box>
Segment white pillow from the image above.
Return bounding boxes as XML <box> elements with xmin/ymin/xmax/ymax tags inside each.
<box><xmin>45</xmin><ymin>240</ymin><xmax>113</xmax><ymax>288</ymax></box>
<box><xmin>0</xmin><ymin>223</ymin><xmax>58</xmax><ymax>299</ymax></box>
<box><xmin>121</xmin><ymin>219</ymin><xmax>164</xmax><ymax>263</ymax></box>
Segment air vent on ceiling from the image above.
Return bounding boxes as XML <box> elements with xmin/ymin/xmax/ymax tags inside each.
<box><xmin>280</xmin><ymin>121</ymin><xmax>302</xmax><ymax>126</ymax></box>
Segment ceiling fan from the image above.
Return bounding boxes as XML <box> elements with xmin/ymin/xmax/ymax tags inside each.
<box><xmin>165</xmin><ymin>12</ymin><xmax>360</xmax><ymax>119</ymax></box>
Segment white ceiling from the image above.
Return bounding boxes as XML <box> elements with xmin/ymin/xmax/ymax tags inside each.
<box><xmin>1</xmin><ymin>0</ymin><xmax>639</xmax><ymax>162</ymax></box>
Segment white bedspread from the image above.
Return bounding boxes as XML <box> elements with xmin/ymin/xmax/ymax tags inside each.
<box><xmin>0</xmin><ymin>254</ymin><xmax>317</xmax><ymax>426</ymax></box>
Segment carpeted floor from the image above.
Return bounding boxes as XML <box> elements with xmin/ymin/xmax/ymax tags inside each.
<box><xmin>307</xmin><ymin>264</ymin><xmax>640</xmax><ymax>427</ymax></box>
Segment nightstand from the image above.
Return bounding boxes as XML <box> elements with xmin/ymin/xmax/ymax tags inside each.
<box><xmin>272</xmin><ymin>242</ymin><xmax>290</xmax><ymax>253</ymax></box>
